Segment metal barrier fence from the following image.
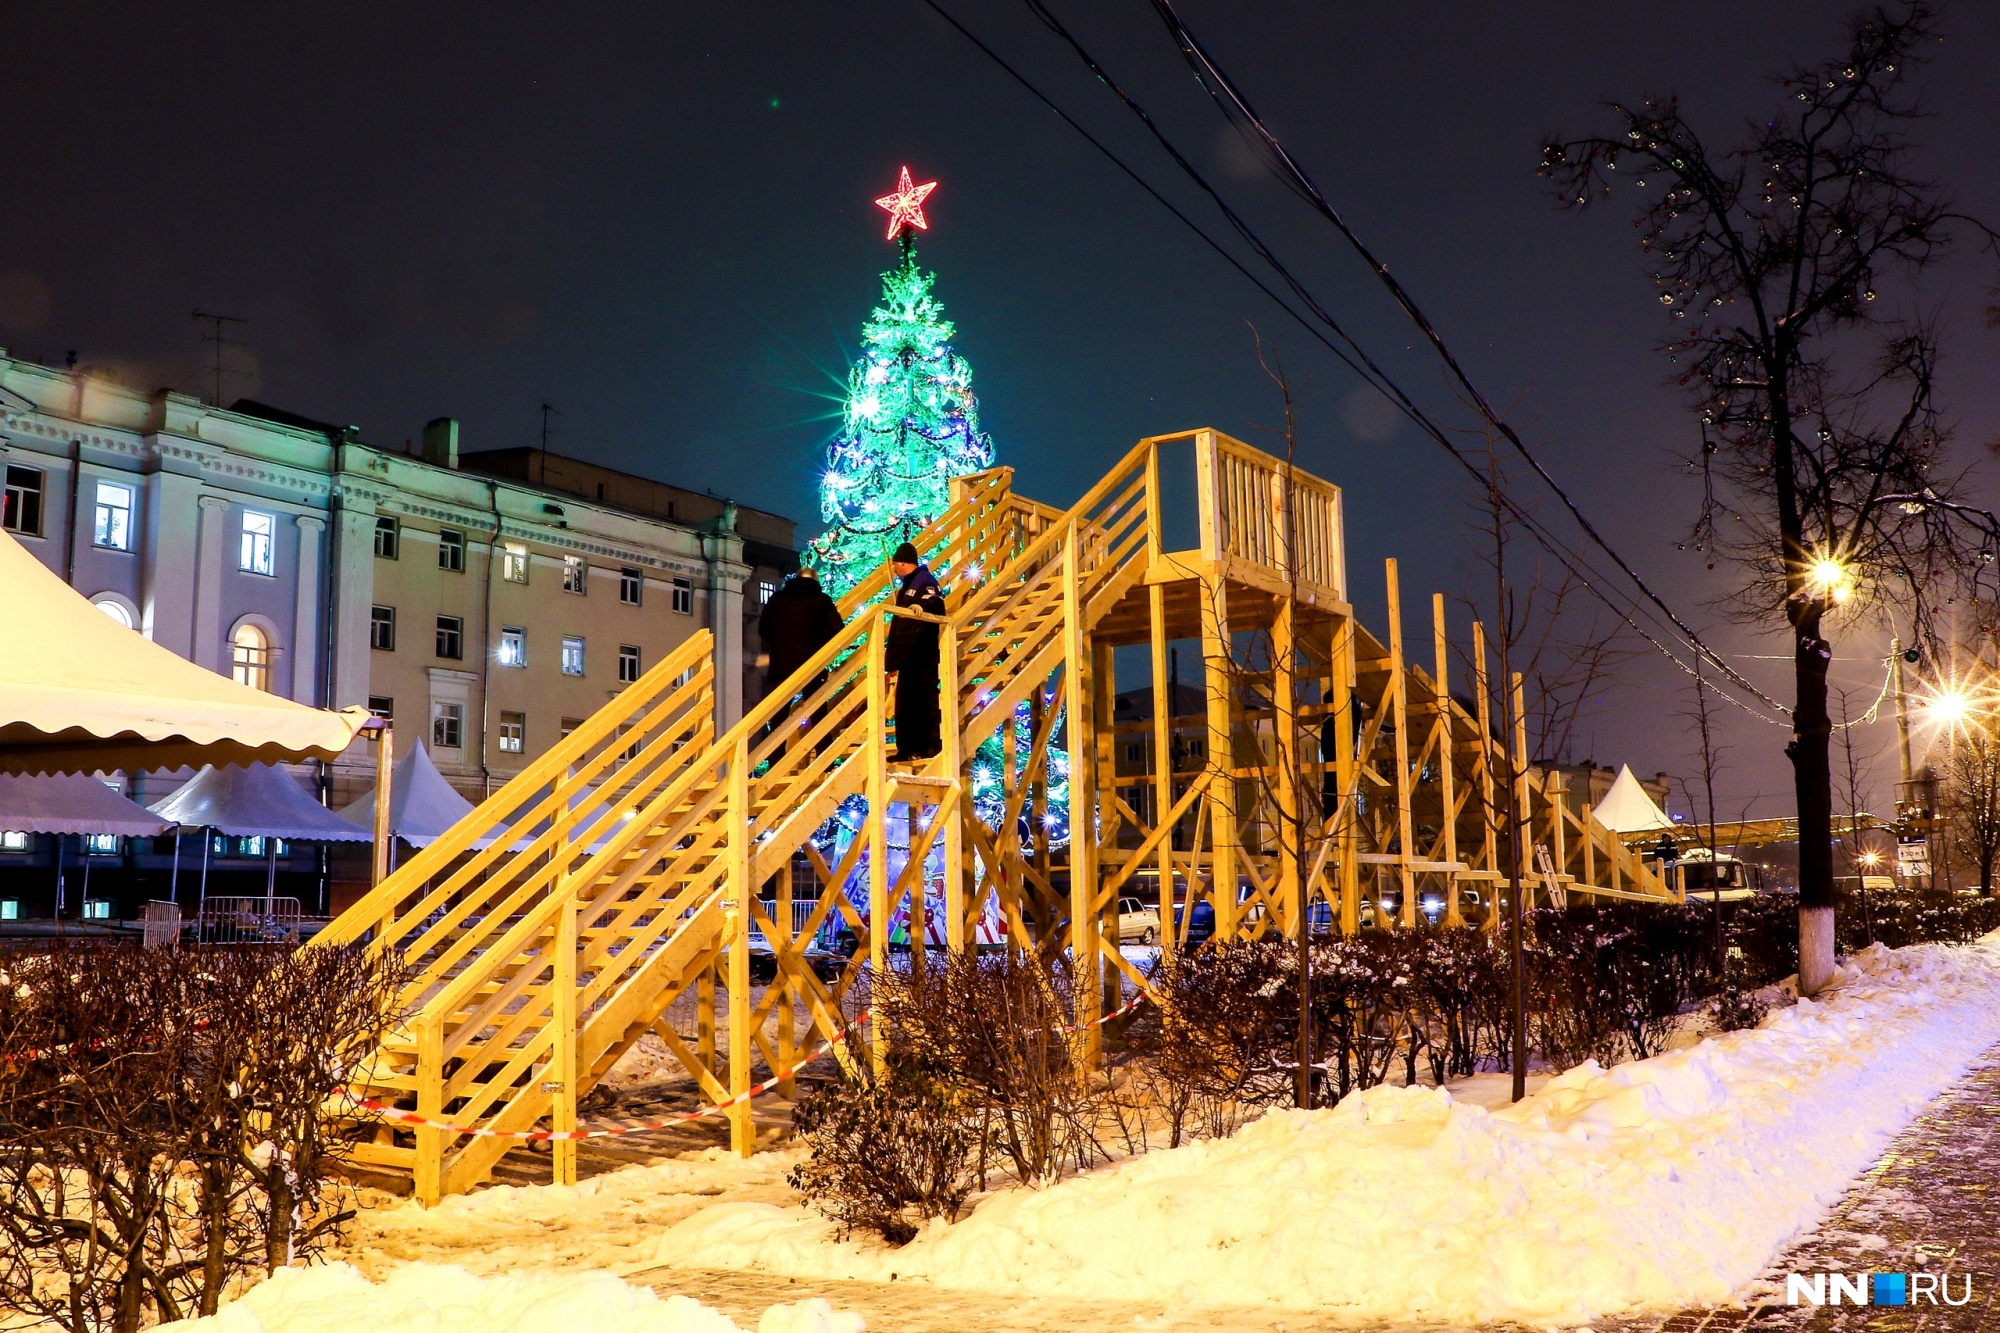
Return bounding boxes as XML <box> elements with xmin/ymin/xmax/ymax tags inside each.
<box><xmin>196</xmin><ymin>896</ymin><xmax>315</xmax><ymax>944</ymax></box>
<box><xmin>141</xmin><ymin>900</ymin><xmax>183</xmax><ymax>949</ymax></box>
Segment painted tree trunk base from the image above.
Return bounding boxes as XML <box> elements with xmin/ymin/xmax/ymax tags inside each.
<box><xmin>1799</xmin><ymin>905</ymin><xmax>1837</xmax><ymax>996</ymax></box>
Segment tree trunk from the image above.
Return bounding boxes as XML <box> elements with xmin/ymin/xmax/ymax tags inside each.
<box><xmin>1791</xmin><ymin>601</ymin><xmax>1837</xmax><ymax>993</ymax></box>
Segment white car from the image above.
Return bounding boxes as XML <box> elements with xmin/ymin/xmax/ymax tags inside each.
<box><xmin>1115</xmin><ymin>896</ymin><xmax>1161</xmax><ymax>945</ymax></box>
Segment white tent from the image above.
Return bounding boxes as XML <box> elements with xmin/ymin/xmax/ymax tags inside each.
<box><xmin>337</xmin><ymin>740</ymin><xmax>477</xmax><ymax>847</ymax></box>
<box><xmin>151</xmin><ymin>764</ymin><xmax>371</xmax><ymax>843</ymax></box>
<box><xmin>1590</xmin><ymin>764</ymin><xmax>1676</xmax><ymax>834</ymax></box>
<box><xmin>0</xmin><ymin>772</ymin><xmax>172</xmax><ymax>837</ymax></box>
<box><xmin>0</xmin><ymin>530</ymin><xmax>370</xmax><ymax>776</ymax></box>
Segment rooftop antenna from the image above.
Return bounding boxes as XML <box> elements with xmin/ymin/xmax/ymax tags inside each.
<box><xmin>191</xmin><ymin>310</ymin><xmax>248</xmax><ymax>406</ymax></box>
<box><xmin>538</xmin><ymin>401</ymin><xmax>558</xmax><ymax>486</ymax></box>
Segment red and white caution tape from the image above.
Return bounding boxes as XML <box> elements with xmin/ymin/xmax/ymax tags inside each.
<box><xmin>352</xmin><ymin>1013</ymin><xmax>864</xmax><ymax>1142</ymax></box>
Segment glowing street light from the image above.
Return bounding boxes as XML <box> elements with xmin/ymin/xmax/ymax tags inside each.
<box><xmin>1806</xmin><ymin>555</ymin><xmax>1854</xmax><ymax>604</ymax></box>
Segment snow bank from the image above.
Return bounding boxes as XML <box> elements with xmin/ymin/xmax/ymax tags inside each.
<box><xmin>649</xmin><ymin>937</ymin><xmax>2000</xmax><ymax>1325</ymax></box>
<box><xmin>184</xmin><ymin>1263</ymin><xmax>861</xmax><ymax>1333</ymax></box>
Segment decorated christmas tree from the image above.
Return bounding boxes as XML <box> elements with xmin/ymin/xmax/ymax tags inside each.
<box><xmin>807</xmin><ymin>168</ymin><xmax>995</xmax><ymax>599</ymax></box>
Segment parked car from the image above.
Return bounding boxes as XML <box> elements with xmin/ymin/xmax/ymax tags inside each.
<box><xmin>1176</xmin><ymin>899</ymin><xmax>1216</xmax><ymax>946</ymax></box>
<box><xmin>1116</xmin><ymin>895</ymin><xmax>1161</xmax><ymax>945</ymax></box>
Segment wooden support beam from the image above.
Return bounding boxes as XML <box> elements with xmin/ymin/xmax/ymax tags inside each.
<box><xmin>550</xmin><ymin>895</ymin><xmax>579</xmax><ymax>1185</ymax></box>
<box><xmin>726</xmin><ymin>734</ymin><xmax>753</xmax><ymax>1156</ymax></box>
<box><xmin>866</xmin><ymin>610</ymin><xmax>890</xmax><ymax>1073</ymax></box>
<box><xmin>941</xmin><ymin>619</ymin><xmax>968</xmax><ymax>955</ymax></box>
<box><xmin>1385</xmin><ymin>560</ymin><xmax>1416</xmax><ymax>928</ymax></box>
<box><xmin>1062</xmin><ymin>521</ymin><xmax>1101</xmax><ymax>1047</ymax></box>
<box><xmin>1473</xmin><ymin>623</ymin><xmax>1499</xmax><ymax>933</ymax></box>
<box><xmin>1432</xmin><ymin>593</ymin><xmax>1461</xmax><ymax>927</ymax></box>
<box><xmin>1148</xmin><ymin>581</ymin><xmax>1176</xmax><ymax>959</ymax></box>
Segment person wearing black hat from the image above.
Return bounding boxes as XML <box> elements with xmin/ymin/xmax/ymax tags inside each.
<box><xmin>884</xmin><ymin>540</ymin><xmax>946</xmax><ymax>761</ymax></box>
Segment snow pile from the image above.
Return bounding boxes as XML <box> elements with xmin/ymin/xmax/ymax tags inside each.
<box><xmin>649</xmin><ymin>938</ymin><xmax>2000</xmax><ymax>1325</ymax></box>
<box><xmin>183</xmin><ymin>1263</ymin><xmax>861</xmax><ymax>1333</ymax></box>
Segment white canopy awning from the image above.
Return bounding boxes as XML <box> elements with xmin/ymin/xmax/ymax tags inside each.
<box><xmin>0</xmin><ymin>772</ymin><xmax>173</xmax><ymax>837</ymax></box>
<box><xmin>0</xmin><ymin>530</ymin><xmax>370</xmax><ymax>775</ymax></box>
<box><xmin>337</xmin><ymin>740</ymin><xmax>478</xmax><ymax>847</ymax></box>
<box><xmin>1591</xmin><ymin>764</ymin><xmax>1676</xmax><ymax>834</ymax></box>
<box><xmin>149</xmin><ymin>764</ymin><xmax>371</xmax><ymax>843</ymax></box>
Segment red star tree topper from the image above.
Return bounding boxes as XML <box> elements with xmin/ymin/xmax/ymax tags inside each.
<box><xmin>874</xmin><ymin>166</ymin><xmax>938</xmax><ymax>241</ymax></box>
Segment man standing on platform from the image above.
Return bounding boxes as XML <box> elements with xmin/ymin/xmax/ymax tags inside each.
<box><xmin>884</xmin><ymin>541</ymin><xmax>946</xmax><ymax>762</ymax></box>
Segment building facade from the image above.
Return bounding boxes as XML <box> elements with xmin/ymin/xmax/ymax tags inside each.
<box><xmin>0</xmin><ymin>352</ymin><xmax>795</xmax><ymax>817</ymax></box>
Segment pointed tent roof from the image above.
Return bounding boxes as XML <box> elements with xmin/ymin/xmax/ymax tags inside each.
<box><xmin>337</xmin><ymin>740</ymin><xmax>478</xmax><ymax>848</ymax></box>
<box><xmin>0</xmin><ymin>772</ymin><xmax>172</xmax><ymax>837</ymax></box>
<box><xmin>149</xmin><ymin>764</ymin><xmax>370</xmax><ymax>842</ymax></box>
<box><xmin>0</xmin><ymin>530</ymin><xmax>371</xmax><ymax>775</ymax></box>
<box><xmin>1591</xmin><ymin>764</ymin><xmax>1676</xmax><ymax>834</ymax></box>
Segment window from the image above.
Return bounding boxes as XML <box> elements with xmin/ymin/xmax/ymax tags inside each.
<box><xmin>438</xmin><ymin>528</ymin><xmax>465</xmax><ymax>572</ymax></box>
<box><xmin>1125</xmin><ymin>743</ymin><xmax>1143</xmax><ymax>763</ymax></box>
<box><xmin>0</xmin><ymin>900</ymin><xmax>17</xmax><ymax>921</ymax></box>
<box><xmin>432</xmin><ymin>701</ymin><xmax>464</xmax><ymax>750</ymax></box>
<box><xmin>435</xmin><ymin>615</ymin><xmax>463</xmax><ymax>660</ymax></box>
<box><xmin>0</xmin><ymin>831</ymin><xmax>28</xmax><ymax>852</ymax></box>
<box><xmin>239</xmin><ymin>511</ymin><xmax>275</xmax><ymax>575</ymax></box>
<box><xmin>82</xmin><ymin>899</ymin><xmax>112</xmax><ymax>920</ymax></box>
<box><xmin>561</xmin><ymin>636</ymin><xmax>585</xmax><ymax>676</ymax></box>
<box><xmin>499</xmin><ymin>626</ymin><xmax>526</xmax><ymax>667</ymax></box>
<box><xmin>84</xmin><ymin>834</ymin><xmax>121</xmax><ymax>856</ymax></box>
<box><xmin>562</xmin><ymin>555</ymin><xmax>588</xmax><ymax>594</ymax></box>
<box><xmin>367</xmin><ymin>695</ymin><xmax>394</xmax><ymax>721</ymax></box>
<box><xmin>617</xmin><ymin>644</ymin><xmax>641</xmax><ymax>684</ymax></box>
<box><xmin>374</xmin><ymin>515</ymin><xmax>400</xmax><ymax>558</ymax></box>
<box><xmin>93</xmin><ymin>481</ymin><xmax>134</xmax><ymax>550</ymax></box>
<box><xmin>499</xmin><ymin>711</ymin><xmax>525</xmax><ymax>754</ymax></box>
<box><xmin>218</xmin><ymin>835</ymin><xmax>274</xmax><ymax>858</ymax></box>
<box><xmin>502</xmin><ymin>541</ymin><xmax>529</xmax><ymax>584</ymax></box>
<box><xmin>560</xmin><ymin>717</ymin><xmax>584</xmax><ymax>737</ymax></box>
<box><xmin>619</xmin><ymin>566</ymin><xmax>643</xmax><ymax>605</ymax></box>
<box><xmin>370</xmin><ymin>605</ymin><xmax>396</xmax><ymax>651</ymax></box>
<box><xmin>2</xmin><ymin>465</ymin><xmax>43</xmax><ymax>535</ymax></box>
<box><xmin>671</xmin><ymin>578</ymin><xmax>694</xmax><ymax>615</ymax></box>
<box><xmin>93</xmin><ymin>597</ymin><xmax>134</xmax><ymax>629</ymax></box>
<box><xmin>230</xmin><ymin>623</ymin><xmax>272</xmax><ymax>692</ymax></box>
<box><xmin>758</xmin><ymin>580</ymin><xmax>778</xmax><ymax>606</ymax></box>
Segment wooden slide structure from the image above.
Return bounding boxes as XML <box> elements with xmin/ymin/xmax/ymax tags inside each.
<box><xmin>318</xmin><ymin>429</ymin><xmax>1673</xmax><ymax>1201</ymax></box>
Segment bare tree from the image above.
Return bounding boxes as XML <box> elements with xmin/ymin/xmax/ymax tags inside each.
<box><xmin>1541</xmin><ymin>2</ymin><xmax>1994</xmax><ymax>991</ymax></box>
<box><xmin>1941</xmin><ymin>716</ymin><xmax>2000</xmax><ymax>894</ymax></box>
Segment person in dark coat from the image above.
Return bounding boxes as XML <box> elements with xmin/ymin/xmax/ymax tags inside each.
<box><xmin>759</xmin><ymin>566</ymin><xmax>844</xmax><ymax>694</ymax></box>
<box><xmin>883</xmin><ymin>540</ymin><xmax>946</xmax><ymax>761</ymax></box>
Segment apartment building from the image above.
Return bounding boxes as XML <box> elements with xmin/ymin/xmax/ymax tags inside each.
<box><xmin>0</xmin><ymin>352</ymin><xmax>795</xmax><ymax>810</ymax></box>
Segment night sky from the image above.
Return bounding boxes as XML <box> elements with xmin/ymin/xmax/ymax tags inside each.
<box><xmin>6</xmin><ymin>3</ymin><xmax>2000</xmax><ymax>819</ymax></box>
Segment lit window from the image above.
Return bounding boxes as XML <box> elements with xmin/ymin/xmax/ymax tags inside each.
<box><xmin>619</xmin><ymin>566</ymin><xmax>643</xmax><ymax>604</ymax></box>
<box><xmin>435</xmin><ymin>615</ymin><xmax>463</xmax><ymax>660</ymax></box>
<box><xmin>432</xmin><ymin>701</ymin><xmax>464</xmax><ymax>750</ymax></box>
<box><xmin>2</xmin><ymin>465</ymin><xmax>44</xmax><ymax>535</ymax></box>
<box><xmin>84</xmin><ymin>834</ymin><xmax>121</xmax><ymax>857</ymax></box>
<box><xmin>93</xmin><ymin>481</ymin><xmax>134</xmax><ymax>550</ymax></box>
<box><xmin>438</xmin><ymin>528</ymin><xmax>465</xmax><ymax>572</ymax></box>
<box><xmin>234</xmin><ymin>836</ymin><xmax>267</xmax><ymax>858</ymax></box>
<box><xmin>499</xmin><ymin>711</ymin><xmax>525</xmax><ymax>754</ymax></box>
<box><xmin>499</xmin><ymin>626</ymin><xmax>526</xmax><ymax>667</ymax></box>
<box><xmin>0</xmin><ymin>900</ymin><xmax>17</xmax><ymax>921</ymax></box>
<box><xmin>367</xmin><ymin>695</ymin><xmax>394</xmax><ymax>721</ymax></box>
<box><xmin>231</xmin><ymin>622</ymin><xmax>272</xmax><ymax>692</ymax></box>
<box><xmin>502</xmin><ymin>541</ymin><xmax>529</xmax><ymax>584</ymax></box>
<box><xmin>239</xmin><ymin>511</ymin><xmax>275</xmax><ymax>575</ymax></box>
<box><xmin>370</xmin><ymin>605</ymin><xmax>396</xmax><ymax>651</ymax></box>
<box><xmin>561</xmin><ymin>636</ymin><xmax>585</xmax><ymax>677</ymax></box>
<box><xmin>93</xmin><ymin>597</ymin><xmax>134</xmax><ymax>630</ymax></box>
<box><xmin>618</xmin><ymin>644</ymin><xmax>641</xmax><ymax>684</ymax></box>
<box><xmin>374</xmin><ymin>515</ymin><xmax>400</xmax><ymax>558</ymax></box>
<box><xmin>758</xmin><ymin>580</ymin><xmax>777</xmax><ymax>606</ymax></box>
<box><xmin>563</xmin><ymin>555</ymin><xmax>588</xmax><ymax>595</ymax></box>
<box><xmin>0</xmin><ymin>831</ymin><xmax>28</xmax><ymax>852</ymax></box>
<box><xmin>671</xmin><ymin>578</ymin><xmax>693</xmax><ymax>615</ymax></box>
<box><xmin>82</xmin><ymin>899</ymin><xmax>112</xmax><ymax>920</ymax></box>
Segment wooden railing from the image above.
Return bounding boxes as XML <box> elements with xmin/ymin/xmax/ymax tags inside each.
<box><xmin>1194</xmin><ymin>431</ymin><xmax>1345</xmax><ymax>600</ymax></box>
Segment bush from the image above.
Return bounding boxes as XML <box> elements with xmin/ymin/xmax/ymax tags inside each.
<box><xmin>0</xmin><ymin>941</ymin><xmax>403</xmax><ymax>1332</ymax></box>
<box><xmin>788</xmin><ymin>1046</ymin><xmax>974</xmax><ymax>1245</ymax></box>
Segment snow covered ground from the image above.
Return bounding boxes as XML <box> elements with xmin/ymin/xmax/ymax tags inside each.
<box><xmin>224</xmin><ymin>934</ymin><xmax>2000</xmax><ymax>1332</ymax></box>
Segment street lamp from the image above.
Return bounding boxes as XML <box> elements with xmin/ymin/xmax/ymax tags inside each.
<box><xmin>1807</xmin><ymin>554</ymin><xmax>1854</xmax><ymax>604</ymax></box>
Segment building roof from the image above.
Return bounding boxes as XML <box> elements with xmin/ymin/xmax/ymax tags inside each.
<box><xmin>0</xmin><ymin>530</ymin><xmax>371</xmax><ymax>776</ymax></box>
<box><xmin>150</xmin><ymin>763</ymin><xmax>371</xmax><ymax>842</ymax></box>
<box><xmin>458</xmin><ymin>447</ymin><xmax>796</xmax><ymax>553</ymax></box>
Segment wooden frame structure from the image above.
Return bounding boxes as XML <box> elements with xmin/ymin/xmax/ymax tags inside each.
<box><xmin>320</xmin><ymin>429</ymin><xmax>1676</xmax><ymax>1201</ymax></box>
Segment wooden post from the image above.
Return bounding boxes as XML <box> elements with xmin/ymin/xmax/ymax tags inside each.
<box><xmin>866</xmin><ymin>608</ymin><xmax>891</xmax><ymax>1073</ymax></box>
<box><xmin>1062</xmin><ymin>522</ymin><xmax>1101</xmax><ymax>1047</ymax></box>
<box><xmin>1092</xmin><ymin>635</ymin><xmax>1119</xmax><ymax>1014</ymax></box>
<box><xmin>726</xmin><ymin>735</ymin><xmax>754</xmax><ymax>1155</ymax></box>
<box><xmin>1149</xmin><ymin>582</ymin><xmax>1175</xmax><ymax>958</ymax></box>
<box><xmin>776</xmin><ymin>846</ymin><xmax>796</xmax><ymax>1099</ymax></box>
<box><xmin>372</xmin><ymin>721</ymin><xmax>395</xmax><ymax>943</ymax></box>
<box><xmin>1433</xmin><ymin>594</ymin><xmax>1461</xmax><ymax>926</ymax></box>
<box><xmin>551</xmin><ymin>895</ymin><xmax>578</xmax><ymax>1185</ymax></box>
<box><xmin>1385</xmin><ymin>561</ymin><xmax>1415</xmax><ymax>928</ymax></box>
<box><xmin>1199</xmin><ymin>572</ymin><xmax>1238</xmax><ymax>939</ymax></box>
<box><xmin>1511</xmin><ymin>671</ymin><xmax>1531</xmax><ymax>911</ymax></box>
<box><xmin>413</xmin><ymin>1014</ymin><xmax>443</xmax><ymax>1206</ymax></box>
<box><xmin>1272</xmin><ymin>595</ymin><xmax>1301</xmax><ymax>938</ymax></box>
<box><xmin>941</xmin><ymin>620</ymin><xmax>968</xmax><ymax>955</ymax></box>
<box><xmin>1473</xmin><ymin>623</ymin><xmax>1499</xmax><ymax>932</ymax></box>
<box><xmin>1334</xmin><ymin>613</ymin><xmax>1361</xmax><ymax>936</ymax></box>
